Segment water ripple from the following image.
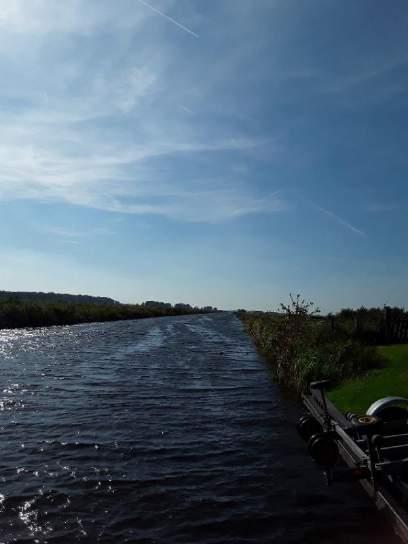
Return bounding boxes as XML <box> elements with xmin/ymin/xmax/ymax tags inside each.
<box><xmin>0</xmin><ymin>313</ymin><xmax>399</xmax><ymax>543</ymax></box>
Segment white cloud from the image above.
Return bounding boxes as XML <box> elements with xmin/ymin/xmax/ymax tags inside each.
<box><xmin>0</xmin><ymin>0</ymin><xmax>284</xmax><ymax>223</ymax></box>
<box><xmin>0</xmin><ymin>0</ymin><xmax>154</xmax><ymax>34</ymax></box>
<box><xmin>39</xmin><ymin>225</ymin><xmax>114</xmax><ymax>239</ymax></box>
<box><xmin>114</xmin><ymin>67</ymin><xmax>158</xmax><ymax>113</ymax></box>
<box><xmin>0</xmin><ymin>132</ymin><xmax>281</xmax><ymax>221</ymax></box>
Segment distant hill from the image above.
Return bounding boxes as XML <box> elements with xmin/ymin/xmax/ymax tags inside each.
<box><xmin>0</xmin><ymin>291</ymin><xmax>120</xmax><ymax>306</ymax></box>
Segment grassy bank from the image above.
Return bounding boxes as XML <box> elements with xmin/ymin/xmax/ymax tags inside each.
<box><xmin>239</xmin><ymin>295</ymin><xmax>384</xmax><ymax>394</ymax></box>
<box><xmin>0</xmin><ymin>300</ymin><xmax>217</xmax><ymax>330</ymax></box>
<box><xmin>328</xmin><ymin>344</ymin><xmax>408</xmax><ymax>414</ymax></box>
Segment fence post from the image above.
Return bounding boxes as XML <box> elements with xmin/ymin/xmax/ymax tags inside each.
<box><xmin>353</xmin><ymin>314</ymin><xmax>361</xmax><ymax>336</ymax></box>
<box><xmin>383</xmin><ymin>306</ymin><xmax>391</xmax><ymax>344</ymax></box>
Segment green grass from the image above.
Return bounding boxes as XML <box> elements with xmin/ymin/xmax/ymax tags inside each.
<box><xmin>327</xmin><ymin>344</ymin><xmax>408</xmax><ymax>414</ymax></box>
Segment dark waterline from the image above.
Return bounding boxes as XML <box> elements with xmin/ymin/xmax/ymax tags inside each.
<box><xmin>0</xmin><ymin>313</ymin><xmax>400</xmax><ymax>543</ymax></box>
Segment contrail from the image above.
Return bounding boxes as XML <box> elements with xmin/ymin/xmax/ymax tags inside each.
<box><xmin>317</xmin><ymin>206</ymin><xmax>366</xmax><ymax>238</ymax></box>
<box><xmin>292</xmin><ymin>189</ymin><xmax>367</xmax><ymax>238</ymax></box>
<box><xmin>137</xmin><ymin>0</ymin><xmax>199</xmax><ymax>38</ymax></box>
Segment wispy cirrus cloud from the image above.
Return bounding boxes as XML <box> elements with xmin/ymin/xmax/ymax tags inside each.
<box><xmin>0</xmin><ymin>0</ymin><xmax>154</xmax><ymax>34</ymax></box>
<box><xmin>0</xmin><ymin>128</ymin><xmax>278</xmax><ymax>222</ymax></box>
<box><xmin>39</xmin><ymin>225</ymin><xmax>114</xmax><ymax>239</ymax></box>
<box><xmin>366</xmin><ymin>202</ymin><xmax>399</xmax><ymax>213</ymax></box>
<box><xmin>0</xmin><ymin>0</ymin><xmax>283</xmax><ymax>223</ymax></box>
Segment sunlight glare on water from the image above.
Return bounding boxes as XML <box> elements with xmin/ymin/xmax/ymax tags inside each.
<box><xmin>0</xmin><ymin>313</ymin><xmax>400</xmax><ymax>543</ymax></box>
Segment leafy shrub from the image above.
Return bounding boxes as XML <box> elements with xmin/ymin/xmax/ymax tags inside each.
<box><xmin>240</xmin><ymin>294</ymin><xmax>384</xmax><ymax>393</ymax></box>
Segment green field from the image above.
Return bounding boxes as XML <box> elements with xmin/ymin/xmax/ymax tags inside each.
<box><xmin>328</xmin><ymin>344</ymin><xmax>408</xmax><ymax>414</ymax></box>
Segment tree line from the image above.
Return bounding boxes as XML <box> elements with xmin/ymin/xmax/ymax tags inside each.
<box><xmin>0</xmin><ymin>292</ymin><xmax>219</xmax><ymax>330</ymax></box>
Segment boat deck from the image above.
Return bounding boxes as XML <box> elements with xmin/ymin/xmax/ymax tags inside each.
<box><xmin>301</xmin><ymin>383</ymin><xmax>408</xmax><ymax>543</ymax></box>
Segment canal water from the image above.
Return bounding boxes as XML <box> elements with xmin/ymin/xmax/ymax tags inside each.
<box><xmin>0</xmin><ymin>312</ymin><xmax>399</xmax><ymax>542</ymax></box>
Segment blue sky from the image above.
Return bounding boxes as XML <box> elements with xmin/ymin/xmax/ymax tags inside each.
<box><xmin>0</xmin><ymin>0</ymin><xmax>407</xmax><ymax>312</ymax></box>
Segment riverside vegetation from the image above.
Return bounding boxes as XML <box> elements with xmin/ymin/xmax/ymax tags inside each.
<box><xmin>238</xmin><ymin>295</ymin><xmax>405</xmax><ymax>402</ymax></box>
<box><xmin>328</xmin><ymin>344</ymin><xmax>408</xmax><ymax>414</ymax></box>
<box><xmin>0</xmin><ymin>291</ymin><xmax>218</xmax><ymax>329</ymax></box>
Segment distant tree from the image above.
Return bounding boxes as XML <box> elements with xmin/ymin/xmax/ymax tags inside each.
<box><xmin>280</xmin><ymin>293</ymin><xmax>320</xmax><ymax>318</ymax></box>
<box><xmin>175</xmin><ymin>303</ymin><xmax>192</xmax><ymax>311</ymax></box>
<box><xmin>143</xmin><ymin>301</ymin><xmax>172</xmax><ymax>309</ymax></box>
